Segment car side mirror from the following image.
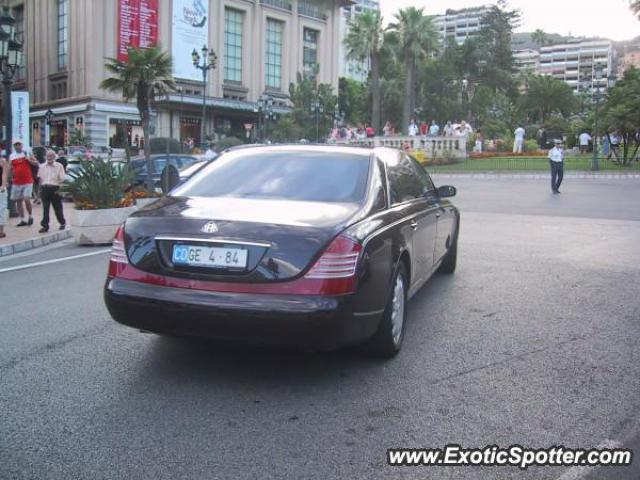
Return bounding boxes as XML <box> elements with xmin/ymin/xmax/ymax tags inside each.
<box><xmin>437</xmin><ymin>185</ymin><xmax>456</xmax><ymax>198</ymax></box>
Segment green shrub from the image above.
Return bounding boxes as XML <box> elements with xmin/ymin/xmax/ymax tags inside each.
<box><xmin>150</xmin><ymin>137</ymin><xmax>182</xmax><ymax>154</ymax></box>
<box><xmin>63</xmin><ymin>157</ymin><xmax>135</xmax><ymax>210</ymax></box>
<box><xmin>216</xmin><ymin>136</ymin><xmax>243</xmax><ymax>152</ymax></box>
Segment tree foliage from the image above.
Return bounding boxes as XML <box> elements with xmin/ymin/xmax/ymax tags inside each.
<box><xmin>519</xmin><ymin>75</ymin><xmax>577</xmax><ymax>123</ymax></box>
<box><xmin>100</xmin><ymin>46</ymin><xmax>175</xmax><ymax>190</ymax></box>
<box><xmin>601</xmin><ymin>66</ymin><xmax>640</xmax><ymax>165</ymax></box>
<box><xmin>388</xmin><ymin>7</ymin><xmax>438</xmax><ymax>133</ymax></box>
<box><xmin>343</xmin><ymin>9</ymin><xmax>384</xmax><ymax>131</ymax></box>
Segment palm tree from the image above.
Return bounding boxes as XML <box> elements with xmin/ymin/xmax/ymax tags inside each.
<box><xmin>520</xmin><ymin>75</ymin><xmax>577</xmax><ymax>123</ymax></box>
<box><xmin>388</xmin><ymin>8</ymin><xmax>438</xmax><ymax>134</ymax></box>
<box><xmin>100</xmin><ymin>45</ymin><xmax>175</xmax><ymax>190</ymax></box>
<box><xmin>531</xmin><ymin>29</ymin><xmax>549</xmax><ymax>47</ymax></box>
<box><xmin>631</xmin><ymin>0</ymin><xmax>640</xmax><ymax>19</ymax></box>
<box><xmin>343</xmin><ymin>10</ymin><xmax>384</xmax><ymax>132</ymax></box>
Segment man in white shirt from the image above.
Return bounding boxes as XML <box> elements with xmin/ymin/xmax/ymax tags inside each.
<box><xmin>37</xmin><ymin>149</ymin><xmax>66</xmax><ymax>233</ymax></box>
<box><xmin>408</xmin><ymin>119</ymin><xmax>419</xmax><ymax>137</ymax></box>
<box><xmin>204</xmin><ymin>144</ymin><xmax>218</xmax><ymax>161</ymax></box>
<box><xmin>578</xmin><ymin>131</ymin><xmax>592</xmax><ymax>154</ymax></box>
<box><xmin>548</xmin><ymin>139</ymin><xmax>564</xmax><ymax>194</ymax></box>
<box><xmin>513</xmin><ymin>126</ymin><xmax>525</xmax><ymax>153</ymax></box>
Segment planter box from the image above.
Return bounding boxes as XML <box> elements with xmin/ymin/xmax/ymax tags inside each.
<box><xmin>135</xmin><ymin>197</ymin><xmax>160</xmax><ymax>208</ymax></box>
<box><xmin>70</xmin><ymin>206</ymin><xmax>137</xmax><ymax>245</ymax></box>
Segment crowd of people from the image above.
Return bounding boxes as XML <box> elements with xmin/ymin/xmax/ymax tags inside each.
<box><xmin>329</xmin><ymin>118</ymin><xmax>479</xmax><ymax>146</ymax></box>
<box><xmin>0</xmin><ymin>140</ymin><xmax>68</xmax><ymax>240</ymax></box>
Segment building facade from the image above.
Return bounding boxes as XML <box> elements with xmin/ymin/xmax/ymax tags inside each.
<box><xmin>432</xmin><ymin>5</ymin><xmax>491</xmax><ymax>46</ymax></box>
<box><xmin>538</xmin><ymin>39</ymin><xmax>615</xmax><ymax>94</ymax></box>
<box><xmin>617</xmin><ymin>42</ymin><xmax>640</xmax><ymax>78</ymax></box>
<box><xmin>337</xmin><ymin>0</ymin><xmax>378</xmax><ymax>82</ymax></box>
<box><xmin>6</xmin><ymin>0</ymin><xmax>346</xmax><ymax>150</ymax></box>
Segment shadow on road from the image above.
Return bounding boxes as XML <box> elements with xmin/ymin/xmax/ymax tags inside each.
<box><xmin>130</xmin><ymin>273</ymin><xmax>452</xmax><ymax>388</ymax></box>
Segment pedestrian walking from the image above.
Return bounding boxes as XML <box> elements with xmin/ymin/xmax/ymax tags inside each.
<box><xmin>8</xmin><ymin>140</ymin><xmax>38</xmax><ymax>227</ymax></box>
<box><xmin>548</xmin><ymin>139</ymin><xmax>564</xmax><ymax>194</ymax></box>
<box><xmin>473</xmin><ymin>130</ymin><xmax>483</xmax><ymax>153</ymax></box>
<box><xmin>0</xmin><ymin>155</ymin><xmax>8</xmax><ymax>238</ymax></box>
<box><xmin>513</xmin><ymin>126</ymin><xmax>525</xmax><ymax>153</ymax></box>
<box><xmin>37</xmin><ymin>149</ymin><xmax>66</xmax><ymax>233</ymax></box>
<box><xmin>204</xmin><ymin>143</ymin><xmax>217</xmax><ymax>161</ymax></box>
<box><xmin>419</xmin><ymin>121</ymin><xmax>428</xmax><ymax>136</ymax></box>
<box><xmin>383</xmin><ymin>121</ymin><xmax>392</xmax><ymax>136</ymax></box>
<box><xmin>578</xmin><ymin>131</ymin><xmax>592</xmax><ymax>154</ymax></box>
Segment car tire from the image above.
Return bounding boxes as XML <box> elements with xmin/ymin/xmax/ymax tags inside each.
<box><xmin>361</xmin><ymin>263</ymin><xmax>408</xmax><ymax>358</ymax></box>
<box><xmin>437</xmin><ymin>232</ymin><xmax>458</xmax><ymax>275</ymax></box>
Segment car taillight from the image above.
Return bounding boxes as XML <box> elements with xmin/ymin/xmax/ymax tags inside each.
<box><xmin>108</xmin><ymin>226</ymin><xmax>128</xmax><ymax>277</ymax></box>
<box><xmin>305</xmin><ymin>235</ymin><xmax>362</xmax><ymax>279</ymax></box>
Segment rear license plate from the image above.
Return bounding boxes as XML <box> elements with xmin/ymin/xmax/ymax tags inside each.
<box><xmin>172</xmin><ymin>244</ymin><xmax>248</xmax><ymax>269</ymax></box>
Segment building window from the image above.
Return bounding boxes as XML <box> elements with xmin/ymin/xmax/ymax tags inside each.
<box><xmin>57</xmin><ymin>0</ymin><xmax>68</xmax><ymax>70</ymax></box>
<box><xmin>265</xmin><ymin>19</ymin><xmax>283</xmax><ymax>89</ymax></box>
<box><xmin>14</xmin><ymin>5</ymin><xmax>24</xmax><ymax>80</ymax></box>
<box><xmin>224</xmin><ymin>8</ymin><xmax>244</xmax><ymax>83</ymax></box>
<box><xmin>303</xmin><ymin>28</ymin><xmax>318</xmax><ymax>76</ymax></box>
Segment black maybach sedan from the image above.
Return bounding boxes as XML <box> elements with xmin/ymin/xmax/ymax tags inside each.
<box><xmin>104</xmin><ymin>145</ymin><xmax>460</xmax><ymax>357</ymax></box>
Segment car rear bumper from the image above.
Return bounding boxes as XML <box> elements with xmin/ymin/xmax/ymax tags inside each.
<box><xmin>104</xmin><ymin>278</ymin><xmax>381</xmax><ymax>351</ymax></box>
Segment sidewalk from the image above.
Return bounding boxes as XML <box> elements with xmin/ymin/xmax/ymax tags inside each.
<box><xmin>1</xmin><ymin>202</ymin><xmax>72</xmax><ymax>257</ymax></box>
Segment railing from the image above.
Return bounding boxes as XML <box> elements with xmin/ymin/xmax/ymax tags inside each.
<box><xmin>344</xmin><ymin>135</ymin><xmax>467</xmax><ymax>159</ymax></box>
<box><xmin>298</xmin><ymin>2</ymin><xmax>327</xmax><ymax>20</ymax></box>
<box><xmin>260</xmin><ymin>0</ymin><xmax>292</xmax><ymax>11</ymax></box>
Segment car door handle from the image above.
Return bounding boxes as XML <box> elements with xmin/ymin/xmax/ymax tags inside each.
<box><xmin>410</xmin><ymin>220</ymin><xmax>419</xmax><ymax>230</ymax></box>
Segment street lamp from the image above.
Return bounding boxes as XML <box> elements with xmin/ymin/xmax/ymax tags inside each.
<box><xmin>310</xmin><ymin>98</ymin><xmax>324</xmax><ymax>142</ymax></box>
<box><xmin>258</xmin><ymin>94</ymin><xmax>276</xmax><ymax>142</ymax></box>
<box><xmin>192</xmin><ymin>44</ymin><xmax>217</xmax><ymax>146</ymax></box>
<box><xmin>590</xmin><ymin>64</ymin><xmax>616</xmax><ymax>172</ymax></box>
<box><xmin>0</xmin><ymin>7</ymin><xmax>23</xmax><ymax>217</ymax></box>
<box><xmin>44</xmin><ymin>109</ymin><xmax>54</xmax><ymax>146</ymax></box>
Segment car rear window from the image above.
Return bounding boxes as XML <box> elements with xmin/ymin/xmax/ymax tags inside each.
<box><xmin>173</xmin><ymin>150</ymin><xmax>371</xmax><ymax>203</ymax></box>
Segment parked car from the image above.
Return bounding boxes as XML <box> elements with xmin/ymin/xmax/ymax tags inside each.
<box><xmin>104</xmin><ymin>145</ymin><xmax>460</xmax><ymax>357</ymax></box>
<box><xmin>129</xmin><ymin>154</ymin><xmax>201</xmax><ymax>187</ymax></box>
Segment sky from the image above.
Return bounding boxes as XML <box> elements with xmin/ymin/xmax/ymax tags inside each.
<box><xmin>379</xmin><ymin>0</ymin><xmax>640</xmax><ymax>42</ymax></box>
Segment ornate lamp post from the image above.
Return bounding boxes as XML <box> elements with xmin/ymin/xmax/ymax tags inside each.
<box><xmin>44</xmin><ymin>109</ymin><xmax>54</xmax><ymax>146</ymax></box>
<box><xmin>258</xmin><ymin>94</ymin><xmax>276</xmax><ymax>142</ymax></box>
<box><xmin>192</xmin><ymin>45</ymin><xmax>217</xmax><ymax>146</ymax></box>
<box><xmin>310</xmin><ymin>98</ymin><xmax>324</xmax><ymax>142</ymax></box>
<box><xmin>0</xmin><ymin>7</ymin><xmax>23</xmax><ymax>217</ymax></box>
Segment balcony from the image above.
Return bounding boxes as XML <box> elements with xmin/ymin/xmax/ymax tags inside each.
<box><xmin>260</xmin><ymin>0</ymin><xmax>292</xmax><ymax>11</ymax></box>
<box><xmin>298</xmin><ymin>2</ymin><xmax>327</xmax><ymax>20</ymax></box>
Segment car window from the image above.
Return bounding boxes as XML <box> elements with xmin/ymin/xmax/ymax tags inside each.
<box><xmin>409</xmin><ymin>157</ymin><xmax>436</xmax><ymax>194</ymax></box>
<box><xmin>387</xmin><ymin>153</ymin><xmax>424</xmax><ymax>205</ymax></box>
<box><xmin>174</xmin><ymin>150</ymin><xmax>371</xmax><ymax>203</ymax></box>
<box><xmin>180</xmin><ymin>157</ymin><xmax>198</xmax><ymax>168</ymax></box>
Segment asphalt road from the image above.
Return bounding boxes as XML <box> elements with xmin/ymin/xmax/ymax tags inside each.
<box><xmin>1</xmin><ymin>178</ymin><xmax>640</xmax><ymax>480</ymax></box>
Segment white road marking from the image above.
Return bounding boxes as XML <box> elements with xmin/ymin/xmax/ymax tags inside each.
<box><xmin>555</xmin><ymin>439</ymin><xmax>623</xmax><ymax>480</ymax></box>
<box><xmin>0</xmin><ymin>249</ymin><xmax>110</xmax><ymax>274</ymax></box>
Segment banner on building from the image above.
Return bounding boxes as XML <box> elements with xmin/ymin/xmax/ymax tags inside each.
<box><xmin>117</xmin><ymin>0</ymin><xmax>159</xmax><ymax>62</ymax></box>
<box><xmin>11</xmin><ymin>91</ymin><xmax>29</xmax><ymax>148</ymax></box>
<box><xmin>172</xmin><ymin>0</ymin><xmax>209</xmax><ymax>81</ymax></box>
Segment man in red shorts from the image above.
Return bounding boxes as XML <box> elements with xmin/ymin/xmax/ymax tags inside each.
<box><xmin>8</xmin><ymin>139</ymin><xmax>39</xmax><ymax>227</ymax></box>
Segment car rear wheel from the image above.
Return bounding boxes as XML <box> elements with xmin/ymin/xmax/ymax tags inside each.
<box><xmin>361</xmin><ymin>264</ymin><xmax>408</xmax><ymax>358</ymax></box>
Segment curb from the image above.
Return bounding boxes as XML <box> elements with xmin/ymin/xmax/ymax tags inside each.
<box><xmin>430</xmin><ymin>172</ymin><xmax>640</xmax><ymax>180</ymax></box>
<box><xmin>0</xmin><ymin>230</ymin><xmax>72</xmax><ymax>258</ymax></box>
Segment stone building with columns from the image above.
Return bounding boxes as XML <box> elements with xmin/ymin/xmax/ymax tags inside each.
<box><xmin>5</xmin><ymin>0</ymin><xmax>346</xmax><ymax>149</ymax></box>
